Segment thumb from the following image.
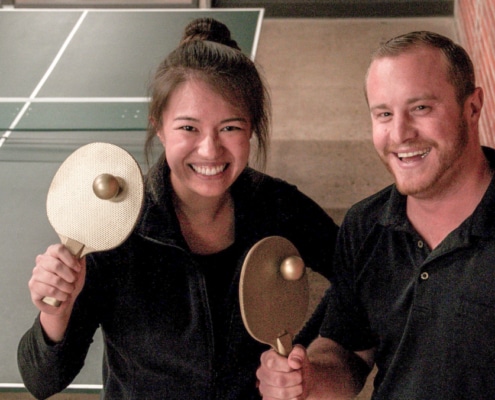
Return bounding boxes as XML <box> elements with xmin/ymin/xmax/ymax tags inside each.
<box><xmin>287</xmin><ymin>344</ymin><xmax>308</xmax><ymax>370</ymax></box>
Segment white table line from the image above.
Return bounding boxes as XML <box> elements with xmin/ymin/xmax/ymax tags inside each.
<box><xmin>1</xmin><ymin>10</ymin><xmax>88</xmax><ymax>148</ymax></box>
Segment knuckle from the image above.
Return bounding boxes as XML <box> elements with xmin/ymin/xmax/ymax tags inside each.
<box><xmin>44</xmin><ymin>285</ymin><xmax>58</xmax><ymax>297</ymax></box>
<box><xmin>273</xmin><ymin>374</ymin><xmax>288</xmax><ymax>387</ymax></box>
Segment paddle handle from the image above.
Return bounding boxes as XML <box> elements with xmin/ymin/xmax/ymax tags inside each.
<box><xmin>42</xmin><ymin>238</ymin><xmax>84</xmax><ymax>307</ymax></box>
<box><xmin>275</xmin><ymin>331</ymin><xmax>293</xmax><ymax>357</ymax></box>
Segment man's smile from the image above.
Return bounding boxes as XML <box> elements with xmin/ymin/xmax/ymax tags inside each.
<box><xmin>396</xmin><ymin>148</ymin><xmax>431</xmax><ymax>162</ymax></box>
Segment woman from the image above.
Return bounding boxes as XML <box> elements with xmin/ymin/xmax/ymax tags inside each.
<box><xmin>18</xmin><ymin>18</ymin><xmax>338</xmax><ymax>400</ymax></box>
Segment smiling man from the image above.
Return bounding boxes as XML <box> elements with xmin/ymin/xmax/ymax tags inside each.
<box><xmin>256</xmin><ymin>31</ymin><xmax>495</xmax><ymax>400</ymax></box>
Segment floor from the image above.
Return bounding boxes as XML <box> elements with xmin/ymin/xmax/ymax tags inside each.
<box><xmin>1</xmin><ymin>15</ymin><xmax>456</xmax><ymax>400</ymax></box>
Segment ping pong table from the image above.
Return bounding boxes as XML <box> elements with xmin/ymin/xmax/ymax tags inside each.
<box><xmin>0</xmin><ymin>7</ymin><xmax>263</xmax><ymax>392</ymax></box>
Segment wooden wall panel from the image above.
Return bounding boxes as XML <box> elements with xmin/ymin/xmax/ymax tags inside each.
<box><xmin>456</xmin><ymin>0</ymin><xmax>495</xmax><ymax>147</ymax></box>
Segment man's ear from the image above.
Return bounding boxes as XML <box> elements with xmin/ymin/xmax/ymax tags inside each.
<box><xmin>467</xmin><ymin>87</ymin><xmax>483</xmax><ymax>123</ymax></box>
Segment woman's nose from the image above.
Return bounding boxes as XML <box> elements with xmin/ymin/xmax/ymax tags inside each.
<box><xmin>197</xmin><ymin>132</ymin><xmax>221</xmax><ymax>159</ymax></box>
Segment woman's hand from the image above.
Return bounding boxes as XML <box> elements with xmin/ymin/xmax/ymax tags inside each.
<box><xmin>30</xmin><ymin>244</ymin><xmax>86</xmax><ymax>315</ymax></box>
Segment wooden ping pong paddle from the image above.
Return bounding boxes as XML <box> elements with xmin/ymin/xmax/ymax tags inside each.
<box><xmin>239</xmin><ymin>236</ymin><xmax>309</xmax><ymax>356</ymax></box>
<box><xmin>43</xmin><ymin>142</ymin><xmax>144</xmax><ymax>307</ymax></box>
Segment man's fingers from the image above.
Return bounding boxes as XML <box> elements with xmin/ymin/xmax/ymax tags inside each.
<box><xmin>260</xmin><ymin>349</ymin><xmax>294</xmax><ymax>372</ymax></box>
<box><xmin>288</xmin><ymin>345</ymin><xmax>308</xmax><ymax>370</ymax></box>
<box><xmin>257</xmin><ymin>348</ymin><xmax>305</xmax><ymax>399</ymax></box>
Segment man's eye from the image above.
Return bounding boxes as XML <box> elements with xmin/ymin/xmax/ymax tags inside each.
<box><xmin>376</xmin><ymin>111</ymin><xmax>391</xmax><ymax>119</ymax></box>
<box><xmin>413</xmin><ymin>105</ymin><xmax>431</xmax><ymax>114</ymax></box>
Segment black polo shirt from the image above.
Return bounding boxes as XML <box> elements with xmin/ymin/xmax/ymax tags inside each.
<box><xmin>321</xmin><ymin>147</ymin><xmax>495</xmax><ymax>399</ymax></box>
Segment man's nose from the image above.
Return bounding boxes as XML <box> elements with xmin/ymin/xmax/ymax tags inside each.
<box><xmin>391</xmin><ymin>113</ymin><xmax>417</xmax><ymax>144</ymax></box>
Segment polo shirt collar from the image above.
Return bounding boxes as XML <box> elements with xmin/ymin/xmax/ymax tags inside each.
<box><xmin>468</xmin><ymin>147</ymin><xmax>495</xmax><ymax>239</ymax></box>
<box><xmin>377</xmin><ymin>185</ymin><xmax>408</xmax><ymax>229</ymax></box>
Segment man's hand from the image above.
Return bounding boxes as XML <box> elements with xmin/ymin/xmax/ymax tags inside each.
<box><xmin>257</xmin><ymin>345</ymin><xmax>313</xmax><ymax>399</ymax></box>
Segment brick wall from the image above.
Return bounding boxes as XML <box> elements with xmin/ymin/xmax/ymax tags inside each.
<box><xmin>455</xmin><ymin>0</ymin><xmax>495</xmax><ymax>147</ymax></box>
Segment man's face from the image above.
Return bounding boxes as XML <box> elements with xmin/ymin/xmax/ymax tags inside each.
<box><xmin>366</xmin><ymin>46</ymin><xmax>470</xmax><ymax>200</ymax></box>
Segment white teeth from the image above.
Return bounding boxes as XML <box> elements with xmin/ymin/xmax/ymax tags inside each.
<box><xmin>397</xmin><ymin>148</ymin><xmax>430</xmax><ymax>160</ymax></box>
<box><xmin>420</xmin><ymin>150</ymin><xmax>430</xmax><ymax>159</ymax></box>
<box><xmin>191</xmin><ymin>164</ymin><xmax>226</xmax><ymax>176</ymax></box>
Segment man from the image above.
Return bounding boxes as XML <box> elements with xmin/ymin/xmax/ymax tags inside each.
<box><xmin>256</xmin><ymin>31</ymin><xmax>495</xmax><ymax>399</ymax></box>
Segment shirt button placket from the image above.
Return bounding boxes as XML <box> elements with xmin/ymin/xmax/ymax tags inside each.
<box><xmin>416</xmin><ymin>240</ymin><xmax>429</xmax><ymax>281</ymax></box>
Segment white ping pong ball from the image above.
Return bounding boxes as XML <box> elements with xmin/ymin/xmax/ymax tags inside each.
<box><xmin>280</xmin><ymin>256</ymin><xmax>305</xmax><ymax>281</ymax></box>
<box><xmin>93</xmin><ymin>173</ymin><xmax>121</xmax><ymax>200</ymax></box>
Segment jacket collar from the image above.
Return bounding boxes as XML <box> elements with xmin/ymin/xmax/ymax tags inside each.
<box><xmin>135</xmin><ymin>157</ymin><xmax>265</xmax><ymax>249</ymax></box>
<box><xmin>135</xmin><ymin>157</ymin><xmax>187</xmax><ymax>248</ymax></box>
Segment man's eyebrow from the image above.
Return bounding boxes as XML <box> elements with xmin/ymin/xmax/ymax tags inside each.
<box><xmin>406</xmin><ymin>95</ymin><xmax>437</xmax><ymax>104</ymax></box>
<box><xmin>369</xmin><ymin>95</ymin><xmax>438</xmax><ymax>112</ymax></box>
<box><xmin>369</xmin><ymin>103</ymin><xmax>389</xmax><ymax>112</ymax></box>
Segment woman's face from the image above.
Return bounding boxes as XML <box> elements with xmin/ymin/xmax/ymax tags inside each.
<box><xmin>156</xmin><ymin>78</ymin><xmax>252</xmax><ymax>202</ymax></box>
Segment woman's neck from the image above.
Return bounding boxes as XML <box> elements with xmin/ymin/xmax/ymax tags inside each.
<box><xmin>173</xmin><ymin>191</ymin><xmax>235</xmax><ymax>255</ymax></box>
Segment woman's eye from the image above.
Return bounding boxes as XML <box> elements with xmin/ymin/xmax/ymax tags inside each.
<box><xmin>180</xmin><ymin>125</ymin><xmax>195</xmax><ymax>132</ymax></box>
<box><xmin>222</xmin><ymin>125</ymin><xmax>242</xmax><ymax>132</ymax></box>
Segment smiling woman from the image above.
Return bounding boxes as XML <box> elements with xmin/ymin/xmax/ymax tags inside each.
<box><xmin>155</xmin><ymin>78</ymin><xmax>253</xmax><ymax>239</ymax></box>
<box><xmin>17</xmin><ymin>17</ymin><xmax>339</xmax><ymax>400</ymax></box>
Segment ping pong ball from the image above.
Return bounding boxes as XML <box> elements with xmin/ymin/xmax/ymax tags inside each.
<box><xmin>280</xmin><ymin>256</ymin><xmax>305</xmax><ymax>281</ymax></box>
<box><xmin>93</xmin><ymin>173</ymin><xmax>121</xmax><ymax>200</ymax></box>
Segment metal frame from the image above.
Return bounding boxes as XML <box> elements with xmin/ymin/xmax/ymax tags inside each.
<box><xmin>11</xmin><ymin>0</ymin><xmax>200</xmax><ymax>8</ymax></box>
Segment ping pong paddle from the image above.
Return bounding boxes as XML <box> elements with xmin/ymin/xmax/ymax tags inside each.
<box><xmin>43</xmin><ymin>142</ymin><xmax>144</xmax><ymax>307</ymax></box>
<box><xmin>239</xmin><ymin>236</ymin><xmax>309</xmax><ymax>356</ymax></box>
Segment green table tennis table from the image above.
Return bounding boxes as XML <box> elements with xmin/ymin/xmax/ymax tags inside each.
<box><xmin>0</xmin><ymin>6</ymin><xmax>263</xmax><ymax>392</ymax></box>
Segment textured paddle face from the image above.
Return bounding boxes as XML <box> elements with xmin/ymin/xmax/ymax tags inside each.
<box><xmin>46</xmin><ymin>142</ymin><xmax>144</xmax><ymax>257</ymax></box>
<box><xmin>239</xmin><ymin>236</ymin><xmax>309</xmax><ymax>356</ymax></box>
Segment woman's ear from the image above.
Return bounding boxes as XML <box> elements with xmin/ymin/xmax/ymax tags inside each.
<box><xmin>150</xmin><ymin>117</ymin><xmax>165</xmax><ymax>143</ymax></box>
<box><xmin>149</xmin><ymin>116</ymin><xmax>158</xmax><ymax>132</ymax></box>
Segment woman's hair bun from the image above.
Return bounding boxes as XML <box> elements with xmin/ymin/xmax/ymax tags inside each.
<box><xmin>180</xmin><ymin>17</ymin><xmax>241</xmax><ymax>50</ymax></box>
